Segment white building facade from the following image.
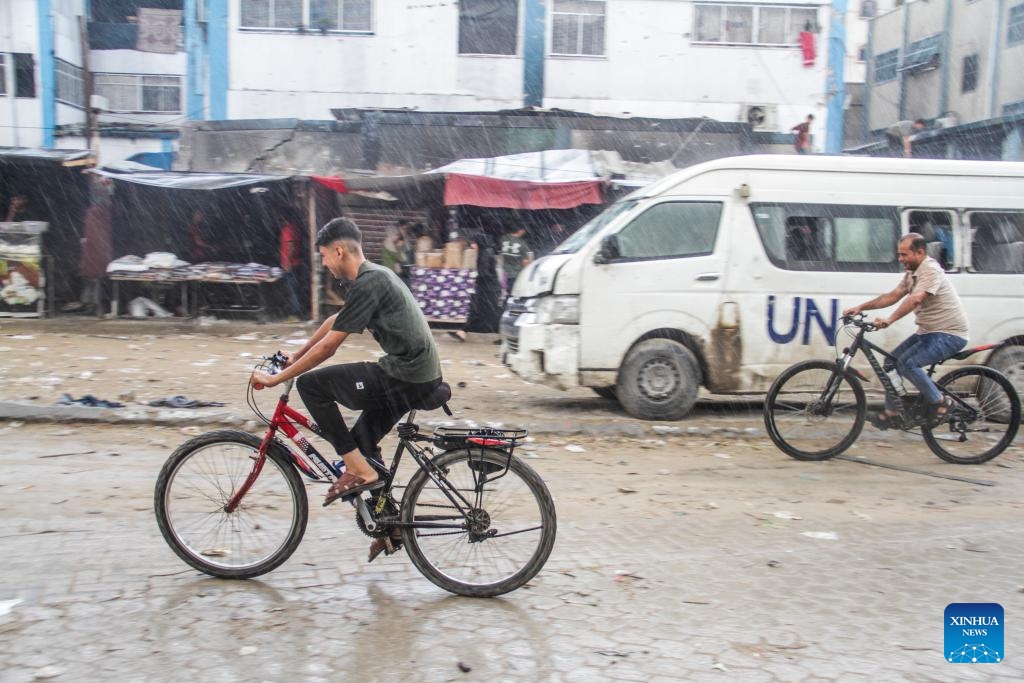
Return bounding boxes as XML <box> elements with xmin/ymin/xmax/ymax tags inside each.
<box><xmin>3</xmin><ymin>0</ymin><xmax>839</xmax><ymax>159</ymax></box>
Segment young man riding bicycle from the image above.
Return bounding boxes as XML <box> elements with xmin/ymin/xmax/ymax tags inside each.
<box><xmin>250</xmin><ymin>217</ymin><xmax>443</xmax><ymax>559</ymax></box>
<box><xmin>843</xmin><ymin>232</ymin><xmax>969</xmax><ymax>429</ymax></box>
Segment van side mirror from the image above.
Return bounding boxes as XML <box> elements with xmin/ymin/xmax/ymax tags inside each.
<box><xmin>594</xmin><ymin>235</ymin><xmax>620</xmax><ymax>264</ymax></box>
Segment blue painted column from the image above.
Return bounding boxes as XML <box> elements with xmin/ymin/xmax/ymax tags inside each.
<box><xmin>37</xmin><ymin>0</ymin><xmax>55</xmax><ymax>147</ymax></box>
<box><xmin>208</xmin><ymin>0</ymin><xmax>229</xmax><ymax>119</ymax></box>
<box><xmin>184</xmin><ymin>0</ymin><xmax>205</xmax><ymax>119</ymax></box>
<box><xmin>522</xmin><ymin>0</ymin><xmax>545</xmax><ymax>108</ymax></box>
<box><xmin>825</xmin><ymin>0</ymin><xmax>847</xmax><ymax>154</ymax></box>
<box><xmin>939</xmin><ymin>0</ymin><xmax>953</xmax><ymax>117</ymax></box>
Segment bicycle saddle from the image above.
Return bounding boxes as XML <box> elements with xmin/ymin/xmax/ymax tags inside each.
<box><xmin>412</xmin><ymin>381</ymin><xmax>453</xmax><ymax>415</ymax></box>
<box><xmin>949</xmin><ymin>341</ymin><xmax>1002</xmax><ymax>361</ymax></box>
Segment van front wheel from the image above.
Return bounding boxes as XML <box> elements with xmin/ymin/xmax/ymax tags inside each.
<box><xmin>617</xmin><ymin>339</ymin><xmax>701</xmax><ymax>421</ymax></box>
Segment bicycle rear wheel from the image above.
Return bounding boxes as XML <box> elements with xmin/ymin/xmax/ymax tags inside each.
<box><xmin>154</xmin><ymin>429</ymin><xmax>308</xmax><ymax>578</ymax></box>
<box><xmin>401</xmin><ymin>447</ymin><xmax>557</xmax><ymax>598</ymax></box>
<box><xmin>923</xmin><ymin>366</ymin><xmax>1021</xmax><ymax>465</ymax></box>
<box><xmin>764</xmin><ymin>360</ymin><xmax>867</xmax><ymax>460</ymax></box>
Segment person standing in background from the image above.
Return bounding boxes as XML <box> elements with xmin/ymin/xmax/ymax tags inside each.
<box><xmin>64</xmin><ymin>178</ymin><xmax>114</xmax><ymax>314</ymax></box>
<box><xmin>185</xmin><ymin>209</ymin><xmax>212</xmax><ymax>263</ymax></box>
<box><xmin>791</xmin><ymin>114</ymin><xmax>813</xmax><ymax>154</ymax></box>
<box><xmin>500</xmin><ymin>225</ymin><xmax>531</xmax><ymax>295</ymax></box>
<box><xmin>279</xmin><ymin>208</ymin><xmax>305</xmax><ymax>321</ymax></box>
<box><xmin>448</xmin><ymin>231</ymin><xmax>502</xmax><ymax>342</ymax></box>
<box><xmin>3</xmin><ymin>194</ymin><xmax>30</xmax><ymax>222</ymax></box>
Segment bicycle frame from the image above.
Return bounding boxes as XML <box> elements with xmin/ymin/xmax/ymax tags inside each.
<box><xmin>234</xmin><ymin>375</ymin><xmax>505</xmax><ymax>536</ymax></box>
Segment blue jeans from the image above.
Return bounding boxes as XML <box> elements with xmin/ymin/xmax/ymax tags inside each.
<box><xmin>883</xmin><ymin>332</ymin><xmax>966</xmax><ymax>410</ymax></box>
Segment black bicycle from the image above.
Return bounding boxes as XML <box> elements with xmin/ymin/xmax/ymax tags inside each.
<box><xmin>155</xmin><ymin>352</ymin><xmax>557</xmax><ymax>597</ymax></box>
<box><xmin>764</xmin><ymin>315</ymin><xmax>1021</xmax><ymax>464</ymax></box>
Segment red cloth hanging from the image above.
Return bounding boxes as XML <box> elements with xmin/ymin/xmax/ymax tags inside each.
<box><xmin>443</xmin><ymin>174</ymin><xmax>603</xmax><ymax>209</ymax></box>
<box><xmin>310</xmin><ymin>175</ymin><xmax>348</xmax><ymax>194</ymax></box>
<box><xmin>800</xmin><ymin>31</ymin><xmax>815</xmax><ymax>67</ymax></box>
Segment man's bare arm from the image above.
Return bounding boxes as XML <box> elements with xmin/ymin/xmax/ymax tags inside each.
<box><xmin>289</xmin><ymin>314</ymin><xmax>338</xmax><ymax>364</ymax></box>
<box><xmin>842</xmin><ymin>285</ymin><xmax>905</xmax><ymax>316</ymax></box>
<box><xmin>251</xmin><ymin>328</ymin><xmax>348</xmax><ymax>388</ymax></box>
<box><xmin>875</xmin><ymin>290</ymin><xmax>928</xmax><ymax>328</ymax></box>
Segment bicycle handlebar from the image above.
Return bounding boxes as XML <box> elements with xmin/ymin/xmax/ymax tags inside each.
<box><xmin>840</xmin><ymin>314</ymin><xmax>879</xmax><ymax>332</ymax></box>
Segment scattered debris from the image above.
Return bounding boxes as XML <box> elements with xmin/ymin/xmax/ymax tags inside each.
<box><xmin>457</xmin><ymin>662</ymin><xmax>472</xmax><ymax>673</ymax></box>
<box><xmin>801</xmin><ymin>531</ymin><xmax>838</xmax><ymax>541</ymax></box>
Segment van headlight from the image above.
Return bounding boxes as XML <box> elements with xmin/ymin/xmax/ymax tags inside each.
<box><xmin>534</xmin><ymin>296</ymin><xmax>580</xmax><ymax>325</ymax></box>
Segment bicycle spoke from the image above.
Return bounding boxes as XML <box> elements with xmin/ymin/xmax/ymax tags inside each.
<box><xmin>158</xmin><ymin>436</ymin><xmax>304</xmax><ymax>574</ymax></box>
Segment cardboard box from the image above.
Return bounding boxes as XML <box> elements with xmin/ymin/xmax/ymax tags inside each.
<box><xmin>425</xmin><ymin>251</ymin><xmax>444</xmax><ymax>268</ymax></box>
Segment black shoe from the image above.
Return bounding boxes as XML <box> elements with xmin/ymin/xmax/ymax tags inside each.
<box><xmin>868</xmin><ymin>411</ymin><xmax>905</xmax><ymax>431</ymax></box>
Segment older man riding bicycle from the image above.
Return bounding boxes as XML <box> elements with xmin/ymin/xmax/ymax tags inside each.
<box><xmin>843</xmin><ymin>232</ymin><xmax>969</xmax><ymax>430</ymax></box>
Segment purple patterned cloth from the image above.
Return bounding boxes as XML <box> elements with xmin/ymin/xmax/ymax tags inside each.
<box><xmin>408</xmin><ymin>267</ymin><xmax>478</xmax><ymax>321</ymax></box>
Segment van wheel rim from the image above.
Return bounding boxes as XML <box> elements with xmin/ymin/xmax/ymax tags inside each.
<box><xmin>638</xmin><ymin>359</ymin><xmax>678</xmax><ymax>401</ymax></box>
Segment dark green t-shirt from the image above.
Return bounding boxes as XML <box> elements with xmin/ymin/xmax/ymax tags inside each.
<box><xmin>501</xmin><ymin>234</ymin><xmax>530</xmax><ymax>282</ymax></box>
<box><xmin>331</xmin><ymin>261</ymin><xmax>441</xmax><ymax>383</ymax></box>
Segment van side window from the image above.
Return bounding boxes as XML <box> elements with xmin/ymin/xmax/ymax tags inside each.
<box><xmin>969</xmin><ymin>212</ymin><xmax>1024</xmax><ymax>273</ymax></box>
<box><xmin>616</xmin><ymin>201</ymin><xmax>722</xmax><ymax>260</ymax></box>
<box><xmin>751</xmin><ymin>203</ymin><xmax>900</xmax><ymax>272</ymax></box>
<box><xmin>907</xmin><ymin>209</ymin><xmax>955</xmax><ymax>270</ymax></box>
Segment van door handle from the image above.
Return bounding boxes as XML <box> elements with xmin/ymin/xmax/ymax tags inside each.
<box><xmin>696</xmin><ymin>273</ymin><xmax>720</xmax><ymax>282</ymax></box>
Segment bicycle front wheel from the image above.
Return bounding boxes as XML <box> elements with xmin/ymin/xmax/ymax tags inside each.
<box><xmin>154</xmin><ymin>429</ymin><xmax>308</xmax><ymax>579</ymax></box>
<box><xmin>401</xmin><ymin>448</ymin><xmax>557</xmax><ymax>598</ymax></box>
<box><xmin>764</xmin><ymin>360</ymin><xmax>866</xmax><ymax>460</ymax></box>
<box><xmin>923</xmin><ymin>366</ymin><xmax>1021</xmax><ymax>465</ymax></box>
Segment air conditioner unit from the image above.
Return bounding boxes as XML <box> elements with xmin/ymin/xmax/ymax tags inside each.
<box><xmin>741</xmin><ymin>104</ymin><xmax>779</xmax><ymax>132</ymax></box>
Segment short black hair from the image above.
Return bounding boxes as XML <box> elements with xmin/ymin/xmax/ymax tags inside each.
<box><xmin>316</xmin><ymin>217</ymin><xmax>361</xmax><ymax>248</ymax></box>
<box><xmin>902</xmin><ymin>232</ymin><xmax>927</xmax><ymax>253</ymax></box>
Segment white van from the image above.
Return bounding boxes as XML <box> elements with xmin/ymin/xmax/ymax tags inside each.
<box><xmin>500</xmin><ymin>155</ymin><xmax>1024</xmax><ymax>420</ymax></box>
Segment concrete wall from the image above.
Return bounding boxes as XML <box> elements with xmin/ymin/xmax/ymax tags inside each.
<box><xmin>224</xmin><ymin>0</ymin><xmax>830</xmax><ymax>147</ymax></box>
<box><xmin>868</xmin><ymin>0</ymin><xmax>1020</xmax><ymax>133</ymax></box>
<box><xmin>1</xmin><ymin>0</ymin><xmax>44</xmax><ymax>147</ymax></box>
<box><xmin>999</xmin><ymin>1</ymin><xmax>1024</xmax><ymax>112</ymax></box>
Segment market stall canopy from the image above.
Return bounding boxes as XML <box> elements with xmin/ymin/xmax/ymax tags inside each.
<box><xmin>0</xmin><ymin>147</ymin><xmax>95</xmax><ymax>167</ymax></box>
<box><xmin>90</xmin><ymin>168</ymin><xmax>294</xmax><ymax>190</ymax></box>
<box><xmin>427</xmin><ymin>149</ymin><xmax>673</xmax><ymax>209</ymax></box>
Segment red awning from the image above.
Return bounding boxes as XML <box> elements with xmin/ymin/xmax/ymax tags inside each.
<box><xmin>310</xmin><ymin>175</ymin><xmax>348</xmax><ymax>194</ymax></box>
<box><xmin>443</xmin><ymin>173</ymin><xmax>602</xmax><ymax>209</ymax></box>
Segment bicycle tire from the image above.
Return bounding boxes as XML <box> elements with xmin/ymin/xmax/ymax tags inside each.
<box><xmin>154</xmin><ymin>429</ymin><xmax>308</xmax><ymax>579</ymax></box>
<box><xmin>764</xmin><ymin>360</ymin><xmax>867</xmax><ymax>461</ymax></box>
<box><xmin>401</xmin><ymin>447</ymin><xmax>557</xmax><ymax>598</ymax></box>
<box><xmin>923</xmin><ymin>366</ymin><xmax>1021</xmax><ymax>465</ymax></box>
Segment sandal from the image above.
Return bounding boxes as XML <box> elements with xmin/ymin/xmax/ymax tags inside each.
<box><xmin>868</xmin><ymin>411</ymin><xmax>905</xmax><ymax>431</ymax></box>
<box><xmin>928</xmin><ymin>396</ymin><xmax>955</xmax><ymax>426</ymax></box>
<box><xmin>368</xmin><ymin>530</ymin><xmax>404</xmax><ymax>563</ymax></box>
<box><xmin>447</xmin><ymin>330</ymin><xmax>465</xmax><ymax>342</ymax></box>
<box><xmin>322</xmin><ymin>472</ymin><xmax>384</xmax><ymax>507</ymax></box>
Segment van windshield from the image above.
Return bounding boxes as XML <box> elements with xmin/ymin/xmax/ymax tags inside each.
<box><xmin>551</xmin><ymin>200</ymin><xmax>639</xmax><ymax>255</ymax></box>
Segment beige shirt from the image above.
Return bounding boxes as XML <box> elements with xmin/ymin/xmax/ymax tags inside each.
<box><xmin>900</xmin><ymin>257</ymin><xmax>968</xmax><ymax>338</ymax></box>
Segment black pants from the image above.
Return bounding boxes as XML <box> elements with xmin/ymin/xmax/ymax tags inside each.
<box><xmin>296</xmin><ymin>362</ymin><xmax>440</xmax><ymax>461</ymax></box>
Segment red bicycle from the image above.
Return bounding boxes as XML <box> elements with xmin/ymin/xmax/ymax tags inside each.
<box><xmin>154</xmin><ymin>352</ymin><xmax>556</xmax><ymax>597</ymax></box>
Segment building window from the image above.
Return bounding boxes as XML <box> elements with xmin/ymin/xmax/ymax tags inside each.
<box><xmin>94</xmin><ymin>73</ymin><xmax>182</xmax><ymax>113</ymax></box>
<box><xmin>310</xmin><ymin>0</ymin><xmax>372</xmax><ymax>31</ymax></box>
<box><xmin>962</xmin><ymin>54</ymin><xmax>979</xmax><ymax>93</ymax></box>
<box><xmin>693</xmin><ymin>4</ymin><xmax>817</xmax><ymax>46</ymax></box>
<box><xmin>860</xmin><ymin>0</ymin><xmax>877</xmax><ymax>18</ymax></box>
<box><xmin>459</xmin><ymin>0</ymin><xmax>519</xmax><ymax>55</ymax></box>
<box><xmin>873</xmin><ymin>49</ymin><xmax>898</xmax><ymax>83</ymax></box>
<box><xmin>14</xmin><ymin>53</ymin><xmax>36</xmax><ymax>98</ymax></box>
<box><xmin>901</xmin><ymin>33</ymin><xmax>942</xmax><ymax>72</ymax></box>
<box><xmin>239</xmin><ymin>0</ymin><xmax>372</xmax><ymax>31</ymax></box>
<box><xmin>55</xmin><ymin>59</ymin><xmax>86</xmax><ymax>108</ymax></box>
<box><xmin>1010</xmin><ymin>3</ymin><xmax>1024</xmax><ymax>46</ymax></box>
<box><xmin>551</xmin><ymin>0</ymin><xmax>605</xmax><ymax>56</ymax></box>
<box><xmin>0</xmin><ymin>54</ymin><xmax>6</xmax><ymax>95</ymax></box>
<box><xmin>857</xmin><ymin>45</ymin><xmax>867</xmax><ymax>62</ymax></box>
